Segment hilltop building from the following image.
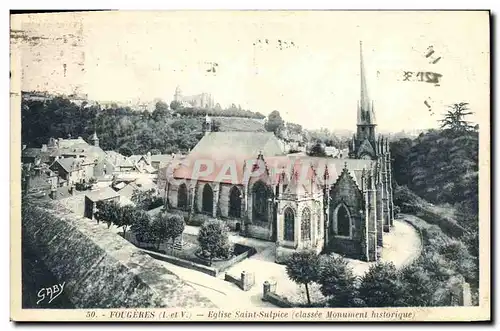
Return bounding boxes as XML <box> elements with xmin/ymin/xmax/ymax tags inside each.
<box><xmin>173</xmin><ymin>86</ymin><xmax>214</xmax><ymax>109</ymax></box>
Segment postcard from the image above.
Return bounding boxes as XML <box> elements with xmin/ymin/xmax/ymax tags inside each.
<box><xmin>10</xmin><ymin>10</ymin><xmax>490</xmax><ymax>322</ymax></box>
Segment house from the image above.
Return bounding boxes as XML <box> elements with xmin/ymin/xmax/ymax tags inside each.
<box><xmin>118</xmin><ymin>178</ymin><xmax>158</xmax><ymax>202</ymax></box>
<box><xmin>49</xmin><ymin>156</ymin><xmax>96</xmax><ymax>187</ymax></box>
<box><xmin>84</xmin><ymin>187</ymin><xmax>120</xmax><ymax>219</ymax></box>
<box><xmin>126</xmin><ymin>153</ymin><xmax>156</xmax><ymax>174</ymax></box>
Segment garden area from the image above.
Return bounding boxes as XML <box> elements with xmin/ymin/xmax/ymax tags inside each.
<box><xmin>92</xmin><ymin>197</ymin><xmax>255</xmax><ymax>277</ymax></box>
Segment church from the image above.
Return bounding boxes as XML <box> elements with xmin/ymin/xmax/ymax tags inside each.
<box><xmin>163</xmin><ymin>42</ymin><xmax>395</xmax><ymax>263</ymax></box>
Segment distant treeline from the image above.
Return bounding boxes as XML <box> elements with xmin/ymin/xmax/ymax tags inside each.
<box><xmin>173</xmin><ymin>103</ymin><xmax>266</xmax><ymax>119</ymax></box>
<box><xmin>21</xmin><ymin>97</ymin><xmax>204</xmax><ymax>155</ymax></box>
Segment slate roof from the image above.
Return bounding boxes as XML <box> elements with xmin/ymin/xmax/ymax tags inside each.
<box><xmin>51</xmin><ymin>157</ymin><xmax>95</xmax><ymax>173</ymax></box>
<box><xmin>127</xmin><ymin>155</ymin><xmax>148</xmax><ymax>165</ymax></box>
<box><xmin>118</xmin><ymin>178</ymin><xmax>157</xmax><ymax>199</ymax></box>
<box><xmin>86</xmin><ymin>187</ymin><xmax>120</xmax><ymax>202</ymax></box>
<box><xmin>55</xmin><ymin>137</ymin><xmax>106</xmax><ymax>161</ymax></box>
<box><xmin>188</xmin><ymin>132</ymin><xmax>284</xmax><ymax>159</ymax></box>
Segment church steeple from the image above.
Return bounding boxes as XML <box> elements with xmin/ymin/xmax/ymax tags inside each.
<box><xmin>357</xmin><ymin>41</ymin><xmax>376</xmax><ymax>126</ymax></box>
<box><xmin>351</xmin><ymin>41</ymin><xmax>378</xmax><ymax>160</ymax></box>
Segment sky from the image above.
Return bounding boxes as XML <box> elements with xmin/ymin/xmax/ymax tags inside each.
<box><xmin>11</xmin><ymin>11</ymin><xmax>489</xmax><ymax>132</ymax></box>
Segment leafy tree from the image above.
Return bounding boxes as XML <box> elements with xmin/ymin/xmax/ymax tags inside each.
<box><xmin>131</xmin><ymin>188</ymin><xmax>162</xmax><ymax>210</ymax></box>
<box><xmin>150</xmin><ymin>213</ymin><xmax>169</xmax><ymax>250</ymax></box>
<box><xmin>264</xmin><ymin>110</ymin><xmax>284</xmax><ymax>135</ymax></box>
<box><xmin>197</xmin><ymin>220</ymin><xmax>232</xmax><ymax>266</ymax></box>
<box><xmin>131</xmin><ymin>210</ymin><xmax>153</xmax><ymax>244</ymax></box>
<box><xmin>389</xmin><ymin>138</ymin><xmax>413</xmax><ymax>186</ymax></box>
<box><xmin>307</xmin><ymin>141</ymin><xmax>327</xmax><ymax>157</ymax></box>
<box><xmin>358</xmin><ymin>262</ymin><xmax>404</xmax><ymax>307</ymax></box>
<box><xmin>114</xmin><ymin>205</ymin><xmax>139</xmax><ymax>236</ymax></box>
<box><xmin>316</xmin><ymin>254</ymin><xmax>359</xmax><ymax>307</ymax></box>
<box><xmin>438</xmin><ymin>239</ymin><xmax>477</xmax><ymax>286</ymax></box>
<box><xmin>152</xmin><ymin>101</ymin><xmax>170</xmax><ymax>120</ymax></box>
<box><xmin>285</xmin><ymin>250</ymin><xmax>319</xmax><ymax>305</ymax></box>
<box><xmin>94</xmin><ymin>200</ymin><xmax>121</xmax><ymax>228</ymax></box>
<box><xmin>165</xmin><ymin>214</ymin><xmax>185</xmax><ymax>253</ymax></box>
<box><xmin>170</xmin><ymin>100</ymin><xmax>182</xmax><ymax>111</ymax></box>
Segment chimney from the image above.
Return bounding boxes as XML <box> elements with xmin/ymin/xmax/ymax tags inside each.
<box><xmin>22</xmin><ymin>145</ymin><xmax>26</xmax><ymax>151</ymax></box>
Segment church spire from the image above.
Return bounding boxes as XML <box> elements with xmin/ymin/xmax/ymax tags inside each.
<box><xmin>358</xmin><ymin>41</ymin><xmax>376</xmax><ymax>126</ymax></box>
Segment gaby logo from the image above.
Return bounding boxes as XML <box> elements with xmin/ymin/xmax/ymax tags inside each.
<box><xmin>36</xmin><ymin>282</ymin><xmax>65</xmax><ymax>305</ymax></box>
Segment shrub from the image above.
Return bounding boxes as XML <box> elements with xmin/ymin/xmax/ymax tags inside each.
<box><xmin>358</xmin><ymin>262</ymin><xmax>405</xmax><ymax>307</ymax></box>
<box><xmin>197</xmin><ymin>219</ymin><xmax>232</xmax><ymax>265</ymax></box>
<box><xmin>438</xmin><ymin>239</ymin><xmax>478</xmax><ymax>285</ymax></box>
<box><xmin>316</xmin><ymin>254</ymin><xmax>358</xmax><ymax>307</ymax></box>
<box><xmin>398</xmin><ymin>262</ymin><xmax>436</xmax><ymax>307</ymax></box>
<box><xmin>187</xmin><ymin>213</ymin><xmax>211</xmax><ymax>226</ymax></box>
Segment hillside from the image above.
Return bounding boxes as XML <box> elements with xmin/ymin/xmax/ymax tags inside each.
<box><xmin>213</xmin><ymin>116</ymin><xmax>266</xmax><ymax>132</ymax></box>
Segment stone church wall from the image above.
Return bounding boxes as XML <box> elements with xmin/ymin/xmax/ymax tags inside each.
<box><xmin>218</xmin><ymin>184</ymin><xmax>232</xmax><ymax>217</ymax></box>
<box><xmin>328</xmin><ymin>171</ymin><xmax>365</xmax><ymax>260</ymax></box>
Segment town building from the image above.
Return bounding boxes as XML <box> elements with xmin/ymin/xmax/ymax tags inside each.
<box><xmin>173</xmin><ymin>86</ymin><xmax>215</xmax><ymax>109</ymax></box>
<box><xmin>161</xmin><ymin>42</ymin><xmax>395</xmax><ymax>263</ymax></box>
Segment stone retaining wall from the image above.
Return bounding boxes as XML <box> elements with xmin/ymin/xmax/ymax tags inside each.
<box><xmin>22</xmin><ymin>202</ymin><xmax>216</xmax><ymax>308</ymax></box>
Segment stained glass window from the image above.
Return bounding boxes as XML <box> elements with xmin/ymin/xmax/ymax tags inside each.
<box><xmin>284</xmin><ymin>208</ymin><xmax>294</xmax><ymax>241</ymax></box>
<box><xmin>301</xmin><ymin>208</ymin><xmax>311</xmax><ymax>240</ymax></box>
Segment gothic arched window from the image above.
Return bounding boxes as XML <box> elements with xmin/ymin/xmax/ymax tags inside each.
<box><xmin>284</xmin><ymin>207</ymin><xmax>295</xmax><ymax>241</ymax></box>
<box><xmin>252</xmin><ymin>180</ymin><xmax>269</xmax><ymax>222</ymax></box>
<box><xmin>202</xmin><ymin>183</ymin><xmax>213</xmax><ymax>215</ymax></box>
<box><xmin>229</xmin><ymin>186</ymin><xmax>242</xmax><ymax>218</ymax></box>
<box><xmin>336</xmin><ymin>204</ymin><xmax>351</xmax><ymax>237</ymax></box>
<box><xmin>177</xmin><ymin>183</ymin><xmax>188</xmax><ymax>210</ymax></box>
<box><xmin>301</xmin><ymin>208</ymin><xmax>311</xmax><ymax>240</ymax></box>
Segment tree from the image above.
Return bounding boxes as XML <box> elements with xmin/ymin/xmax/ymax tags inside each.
<box><xmin>398</xmin><ymin>262</ymin><xmax>435</xmax><ymax>306</ymax></box>
<box><xmin>439</xmin><ymin>102</ymin><xmax>475</xmax><ymax>134</ymax></box>
<box><xmin>264</xmin><ymin>110</ymin><xmax>284</xmax><ymax>135</ymax></box>
<box><xmin>285</xmin><ymin>250</ymin><xmax>319</xmax><ymax>305</ymax></box>
<box><xmin>307</xmin><ymin>141</ymin><xmax>327</xmax><ymax>157</ymax></box>
<box><xmin>152</xmin><ymin>101</ymin><xmax>170</xmax><ymax>120</ymax></box>
<box><xmin>94</xmin><ymin>200</ymin><xmax>121</xmax><ymax>228</ymax></box>
<box><xmin>165</xmin><ymin>214</ymin><xmax>185</xmax><ymax>253</ymax></box>
<box><xmin>114</xmin><ymin>205</ymin><xmax>139</xmax><ymax>236</ymax></box>
<box><xmin>131</xmin><ymin>210</ymin><xmax>153</xmax><ymax>244</ymax></box>
<box><xmin>197</xmin><ymin>220</ymin><xmax>232</xmax><ymax>266</ymax></box>
<box><xmin>131</xmin><ymin>188</ymin><xmax>162</xmax><ymax>210</ymax></box>
<box><xmin>438</xmin><ymin>239</ymin><xmax>478</xmax><ymax>285</ymax></box>
<box><xmin>316</xmin><ymin>254</ymin><xmax>359</xmax><ymax>307</ymax></box>
<box><xmin>358</xmin><ymin>262</ymin><xmax>404</xmax><ymax>307</ymax></box>
<box><xmin>170</xmin><ymin>100</ymin><xmax>182</xmax><ymax>111</ymax></box>
<box><xmin>150</xmin><ymin>213</ymin><xmax>169</xmax><ymax>250</ymax></box>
